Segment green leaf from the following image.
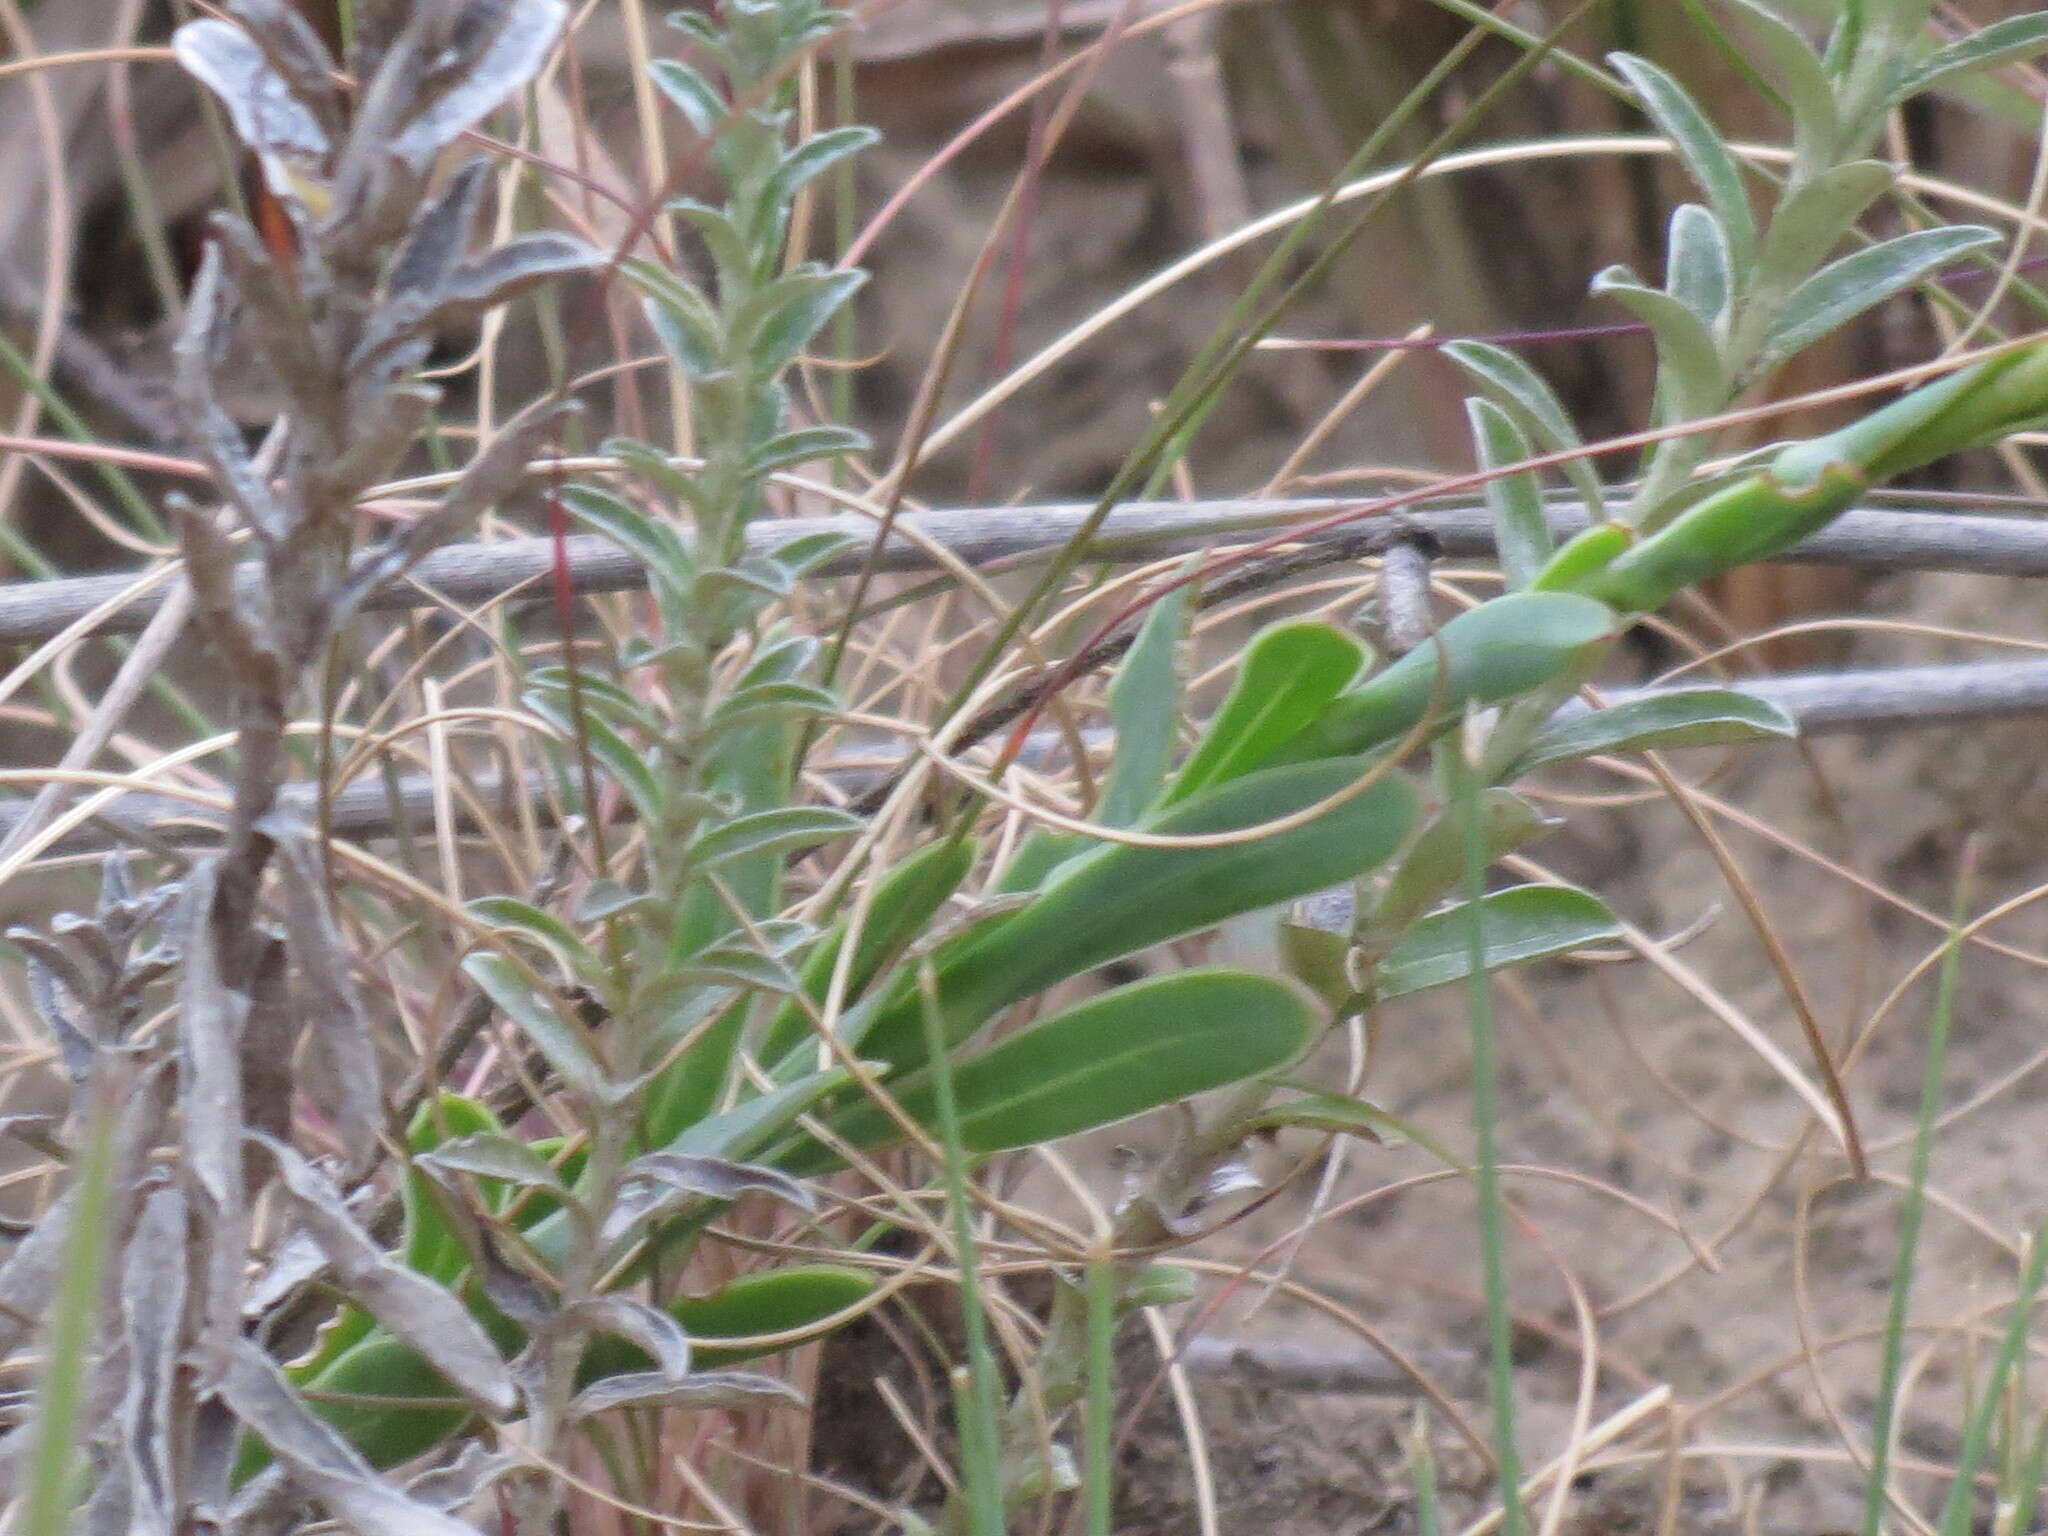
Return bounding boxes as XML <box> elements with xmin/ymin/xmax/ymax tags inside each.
<box><xmin>764</xmin><ymin>125</ymin><xmax>880</xmax><ymax>208</ymax></box>
<box><xmin>649</xmin><ymin>57</ymin><xmax>725</xmax><ymax>136</ymax></box>
<box><xmin>851</xmin><ymin>757</ymin><xmax>1420</xmax><ymax>1072</ymax></box>
<box><xmin>693</xmin><ymin>806</ymin><xmax>862</xmax><ymax>870</ymax></box>
<box><xmin>1374</xmin><ymin>884</ymin><xmax>1622</xmax><ymax>1000</ymax></box>
<box><xmin>1246</xmin><ymin>1087</ymin><xmax>1465</xmax><ymax>1166</ymax></box>
<box><xmin>1900</xmin><ymin>14</ymin><xmax>2048</xmax><ymax>98</ymax></box>
<box><xmin>672</xmin><ymin>942</ymin><xmax>803</xmax><ymax>994</ymax></box>
<box><xmin>559</xmin><ymin>483</ymin><xmax>695</xmax><ymax>594</ymax></box>
<box><xmin>1465</xmin><ymin>399</ymin><xmax>1551</xmax><ymax>592</ymax></box>
<box><xmin>817</xmin><ymin>970</ymin><xmax>1318</xmax><ymax>1159</ymax></box>
<box><xmin>744</xmin><ymin>424</ymin><xmax>871</xmax><ymax>477</ymax></box>
<box><xmin>1725</xmin><ymin>0</ymin><xmax>1840</xmax><ymax>165</ymax></box>
<box><xmin>1507</xmin><ymin>688</ymin><xmax>1797</xmax><ymax>775</ymax></box>
<box><xmin>762</xmin><ymin>527</ymin><xmax>864</xmax><ymax>581</ymax></box>
<box><xmin>1098</xmin><ymin>569</ymin><xmax>1191</xmax><ymax>828</ymax></box>
<box><xmin>1665</xmin><ymin>204</ymin><xmax>1733</xmax><ymax>330</ymax></box>
<box><xmin>1746</xmin><ymin>159</ymin><xmax>1895</xmax><ymax>324</ymax></box>
<box><xmin>1761</xmin><ymin>225</ymin><xmax>2001</xmax><ymax>370</ymax></box>
<box><xmin>666</xmin><ymin>1067</ymin><xmax>861</xmax><ymax>1160</ymax></box>
<box><xmin>1283</xmin><ymin>592</ymin><xmax>1616</xmax><ymax>763</ymax></box>
<box><xmin>1442</xmin><ymin>339</ymin><xmax>1606</xmax><ymax>522</ymax></box>
<box><xmin>1610</xmin><ymin>52</ymin><xmax>1758</xmax><ymax>273</ymax></box>
<box><xmin>1280</xmin><ymin>922</ymin><xmax>1353</xmax><ymax>1011</ymax></box>
<box><xmin>1592</xmin><ymin>264</ymin><xmax>1725</xmax><ymax>420</ymax></box>
<box><xmin>523</xmin><ymin>688</ymin><xmax>665</xmax><ymax>826</ymax></box>
<box><xmin>734</xmin><ymin>266</ymin><xmax>867</xmax><ymax>372</ymax></box>
<box><xmin>463</xmin><ymin>953</ymin><xmax>612</xmax><ymax>1102</ymax></box>
<box><xmin>635</xmin><ymin>280</ymin><xmax>724</xmax><ymax>379</ymax></box>
<box><xmin>669</xmin><ymin>197</ymin><xmax>752</xmax><ymax>286</ymax></box>
<box><xmin>1164</xmin><ymin>620</ymin><xmax>1368</xmax><ymax>804</ymax></box>
<box><xmin>1358</xmin><ymin>790</ymin><xmax>1557</xmax><ymax>950</ymax></box>
<box><xmin>758</xmin><ymin>837</ymin><xmax>978</xmax><ymax>1068</ymax></box>
<box><xmin>707</xmin><ymin>679</ymin><xmax>840</xmax><ymax>733</ymax></box>
<box><xmin>466</xmin><ymin>896</ymin><xmax>598</xmax><ymax>984</ymax></box>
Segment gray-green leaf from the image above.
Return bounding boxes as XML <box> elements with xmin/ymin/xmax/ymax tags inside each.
<box><xmin>1761</xmin><ymin>224</ymin><xmax>2000</xmax><ymax>370</ymax></box>
<box><xmin>1375</xmin><ymin>884</ymin><xmax>1622</xmax><ymax>1000</ymax></box>
<box><xmin>1507</xmin><ymin>688</ymin><xmax>1797</xmax><ymax>775</ymax></box>
<box><xmin>1610</xmin><ymin>52</ymin><xmax>1758</xmax><ymax>273</ymax></box>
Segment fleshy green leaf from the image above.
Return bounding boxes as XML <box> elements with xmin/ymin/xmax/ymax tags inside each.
<box><xmin>1357</xmin><ymin>790</ymin><xmax>1558</xmax><ymax>951</ymax></box>
<box><xmin>1374</xmin><ymin>884</ymin><xmax>1622</xmax><ymax>1000</ymax></box>
<box><xmin>1507</xmin><ymin>688</ymin><xmax>1797</xmax><ymax>775</ymax></box>
<box><xmin>1610</xmin><ymin>52</ymin><xmax>1758</xmax><ymax>273</ymax></box>
<box><xmin>1761</xmin><ymin>225</ymin><xmax>2000</xmax><ymax>370</ymax></box>
<box><xmin>818</xmin><ymin>970</ymin><xmax>1319</xmax><ymax>1158</ymax></box>
<box><xmin>1164</xmin><ymin>620</ymin><xmax>1368</xmax><ymax>804</ymax></box>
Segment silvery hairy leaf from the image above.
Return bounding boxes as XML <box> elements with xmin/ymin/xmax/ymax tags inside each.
<box><xmin>568</xmin><ymin>1368</ymin><xmax>804</xmax><ymax>1422</ymax></box>
<box><xmin>555</xmin><ymin>1296</ymin><xmax>692</xmax><ymax>1380</ymax></box>
<box><xmin>389</xmin><ymin>159</ymin><xmax>494</xmax><ymax>299</ymax></box>
<box><xmin>599</xmin><ymin>1152</ymin><xmax>814</xmax><ymax>1250</ymax></box>
<box><xmin>169</xmin><ymin>243</ymin><xmax>288</xmax><ymax>547</ymax></box>
<box><xmin>222</xmin><ymin>0</ymin><xmax>345</xmax><ymax>140</ymax></box>
<box><xmin>219</xmin><ymin>1339</ymin><xmax>486</xmax><ymax>1536</ymax></box>
<box><xmin>258</xmin><ymin>1134</ymin><xmax>520</xmax><ymax>1418</ymax></box>
<box><xmin>173</xmin><ymin>19</ymin><xmax>330</xmax><ymax>170</ymax></box>
<box><xmin>403</xmin><ymin>1443</ymin><xmax>517</xmax><ymax>1513</ymax></box>
<box><xmin>116</xmin><ymin>1181</ymin><xmax>188</xmax><ymax>1536</ymax></box>
<box><xmin>0</xmin><ymin>1059</ymin><xmax>170</xmax><ymax>1360</ymax></box>
<box><xmin>270</xmin><ymin>834</ymin><xmax>385</xmax><ymax>1175</ymax></box>
<box><xmin>391</xmin><ymin>0</ymin><xmax>570</xmax><ymax>170</ymax></box>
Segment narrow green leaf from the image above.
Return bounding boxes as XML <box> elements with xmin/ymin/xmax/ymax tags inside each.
<box><xmin>1900</xmin><ymin>14</ymin><xmax>2048</xmax><ymax>98</ymax></box>
<box><xmin>466</xmin><ymin>896</ymin><xmax>598</xmax><ymax>983</ymax></box>
<box><xmin>523</xmin><ymin>688</ymin><xmax>665</xmax><ymax>826</ymax></box>
<box><xmin>463</xmin><ymin>953</ymin><xmax>611</xmax><ymax>1101</ymax></box>
<box><xmin>1725</xmin><ymin>0</ymin><xmax>1840</xmax><ymax>164</ymax></box>
<box><xmin>735</xmin><ymin>266</ymin><xmax>867</xmax><ymax>372</ymax></box>
<box><xmin>1665</xmin><ymin>205</ymin><xmax>1733</xmax><ymax>330</ymax></box>
<box><xmin>765</xmin><ymin>125</ymin><xmax>880</xmax><ymax>207</ymax></box>
<box><xmin>1374</xmin><ymin>884</ymin><xmax>1622</xmax><ymax>1001</ymax></box>
<box><xmin>418</xmin><ymin>1132</ymin><xmax>569</xmax><ymax>1196</ymax></box>
<box><xmin>763</xmin><ymin>528</ymin><xmax>864</xmax><ymax>581</ymax></box>
<box><xmin>1610</xmin><ymin>52</ymin><xmax>1758</xmax><ymax>272</ymax></box>
<box><xmin>1507</xmin><ymin>688</ymin><xmax>1797</xmax><ymax>775</ymax></box>
<box><xmin>693</xmin><ymin>806</ymin><xmax>862</xmax><ymax>869</ymax></box>
<box><xmin>558</xmin><ymin>483</ymin><xmax>695</xmax><ymax>593</ymax></box>
<box><xmin>1465</xmin><ymin>399</ymin><xmax>1551</xmax><ymax>592</ymax></box>
<box><xmin>1593</xmin><ymin>264</ymin><xmax>1725</xmax><ymax>420</ymax></box>
<box><xmin>1747</xmin><ymin>159</ymin><xmax>1895</xmax><ymax>319</ymax></box>
<box><xmin>819</xmin><ymin>970</ymin><xmax>1319</xmax><ymax>1157</ymax></box>
<box><xmin>743</xmin><ymin>424</ymin><xmax>871</xmax><ymax>477</ymax></box>
<box><xmin>582</xmin><ymin>1265</ymin><xmax>876</xmax><ymax>1378</ymax></box>
<box><xmin>1098</xmin><ymin>570</ymin><xmax>1191</xmax><ymax>828</ymax></box>
<box><xmin>649</xmin><ymin>58</ymin><xmax>725</xmax><ymax>136</ymax></box>
<box><xmin>1443</xmin><ymin>340</ymin><xmax>1606</xmax><ymax>522</ymax></box>
<box><xmin>1761</xmin><ymin>225</ymin><xmax>2000</xmax><ymax>369</ymax></box>
<box><xmin>1164</xmin><ymin>620</ymin><xmax>1368</xmax><ymax>804</ymax></box>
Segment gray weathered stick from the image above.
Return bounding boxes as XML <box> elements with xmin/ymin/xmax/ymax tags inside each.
<box><xmin>2</xmin><ymin>498</ymin><xmax>2046</xmax><ymax>648</ymax></box>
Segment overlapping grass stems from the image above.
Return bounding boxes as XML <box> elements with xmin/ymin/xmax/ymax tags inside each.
<box><xmin>6</xmin><ymin>0</ymin><xmax>2048</xmax><ymax>1532</ymax></box>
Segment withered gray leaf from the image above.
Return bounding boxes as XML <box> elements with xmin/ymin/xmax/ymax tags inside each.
<box><xmin>389</xmin><ymin>158</ymin><xmax>493</xmax><ymax>299</ymax></box>
<box><xmin>416</xmin><ymin>1132</ymin><xmax>568</xmax><ymax>1195</ymax></box>
<box><xmin>403</xmin><ymin>1442</ymin><xmax>515</xmax><ymax>1514</ymax></box>
<box><xmin>391</xmin><ymin>0</ymin><xmax>569</xmax><ymax>168</ymax></box>
<box><xmin>600</xmin><ymin>1152</ymin><xmax>813</xmax><ymax>1250</ymax></box>
<box><xmin>568</xmin><ymin>1368</ymin><xmax>804</xmax><ymax>1421</ymax></box>
<box><xmin>221</xmin><ymin>0</ymin><xmax>344</xmax><ymax>140</ymax></box>
<box><xmin>118</xmin><ymin>1181</ymin><xmax>188</xmax><ymax>1536</ymax></box>
<box><xmin>219</xmin><ymin>1339</ymin><xmax>485</xmax><ymax>1536</ymax></box>
<box><xmin>271</xmin><ymin>835</ymin><xmax>385</xmax><ymax>1173</ymax></box>
<box><xmin>556</xmin><ymin>1295</ymin><xmax>691</xmax><ymax>1380</ymax></box>
<box><xmin>258</xmin><ymin>1134</ymin><xmax>519</xmax><ymax>1419</ymax></box>
<box><xmin>176</xmin><ymin>864</ymin><xmax>247</xmax><ymax>1214</ymax></box>
<box><xmin>173</xmin><ymin>19</ymin><xmax>330</xmax><ymax>167</ymax></box>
